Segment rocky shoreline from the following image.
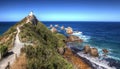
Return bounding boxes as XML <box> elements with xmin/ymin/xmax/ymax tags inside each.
<box><xmin>49</xmin><ymin>24</ymin><xmax>95</xmax><ymax>69</ymax></box>
<box><xmin>62</xmin><ymin>35</ymin><xmax>95</xmax><ymax>69</ymax></box>
<box><xmin>69</xmin><ymin>46</ymin><xmax>95</xmax><ymax>69</ymax></box>
<box><xmin>49</xmin><ymin>24</ymin><xmax>111</xmax><ymax>69</ymax></box>
<box><xmin>63</xmin><ymin>47</ymin><xmax>93</xmax><ymax>69</ymax></box>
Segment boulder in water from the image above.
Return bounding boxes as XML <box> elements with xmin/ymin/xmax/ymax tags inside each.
<box><xmin>50</xmin><ymin>24</ymin><xmax>53</xmax><ymax>28</ymax></box>
<box><xmin>102</xmin><ymin>49</ymin><xmax>109</xmax><ymax>56</ymax></box>
<box><xmin>84</xmin><ymin>45</ymin><xmax>91</xmax><ymax>54</ymax></box>
<box><xmin>90</xmin><ymin>48</ymin><xmax>99</xmax><ymax>57</ymax></box>
<box><xmin>65</xmin><ymin>27</ymin><xmax>73</xmax><ymax>34</ymax></box>
<box><xmin>50</xmin><ymin>27</ymin><xmax>57</xmax><ymax>33</ymax></box>
<box><xmin>102</xmin><ymin>49</ymin><xmax>108</xmax><ymax>53</ymax></box>
<box><xmin>61</xmin><ymin>26</ymin><xmax>64</xmax><ymax>30</ymax></box>
<box><xmin>67</xmin><ymin>35</ymin><xmax>83</xmax><ymax>42</ymax></box>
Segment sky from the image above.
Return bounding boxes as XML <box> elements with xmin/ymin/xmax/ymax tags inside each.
<box><xmin>0</xmin><ymin>0</ymin><xmax>120</xmax><ymax>22</ymax></box>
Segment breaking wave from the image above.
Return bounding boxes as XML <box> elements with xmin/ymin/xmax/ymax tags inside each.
<box><xmin>77</xmin><ymin>52</ymin><xmax>116</xmax><ymax>69</ymax></box>
<box><xmin>72</xmin><ymin>31</ymin><xmax>90</xmax><ymax>42</ymax></box>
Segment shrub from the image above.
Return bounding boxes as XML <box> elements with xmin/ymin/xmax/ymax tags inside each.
<box><xmin>0</xmin><ymin>45</ymin><xmax>8</xmax><ymax>58</ymax></box>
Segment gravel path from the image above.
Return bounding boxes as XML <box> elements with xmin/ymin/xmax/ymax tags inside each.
<box><xmin>0</xmin><ymin>26</ymin><xmax>24</xmax><ymax>69</ymax></box>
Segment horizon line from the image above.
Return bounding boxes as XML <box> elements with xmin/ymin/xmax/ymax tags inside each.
<box><xmin>0</xmin><ymin>21</ymin><xmax>120</xmax><ymax>22</ymax></box>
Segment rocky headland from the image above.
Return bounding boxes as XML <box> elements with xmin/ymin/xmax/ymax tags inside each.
<box><xmin>49</xmin><ymin>23</ymin><xmax>111</xmax><ymax>69</ymax></box>
<box><xmin>0</xmin><ymin>12</ymin><xmax>110</xmax><ymax>69</ymax></box>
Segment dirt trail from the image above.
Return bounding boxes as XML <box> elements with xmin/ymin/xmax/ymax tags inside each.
<box><xmin>0</xmin><ymin>26</ymin><xmax>24</xmax><ymax>69</ymax></box>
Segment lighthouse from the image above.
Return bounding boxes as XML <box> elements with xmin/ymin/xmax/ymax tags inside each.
<box><xmin>26</xmin><ymin>11</ymin><xmax>38</xmax><ymax>25</ymax></box>
<box><xmin>29</xmin><ymin>11</ymin><xmax>33</xmax><ymax>16</ymax></box>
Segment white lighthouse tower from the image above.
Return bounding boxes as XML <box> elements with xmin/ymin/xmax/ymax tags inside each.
<box><xmin>26</xmin><ymin>11</ymin><xmax>34</xmax><ymax>23</ymax></box>
<box><xmin>29</xmin><ymin>11</ymin><xmax>33</xmax><ymax>16</ymax></box>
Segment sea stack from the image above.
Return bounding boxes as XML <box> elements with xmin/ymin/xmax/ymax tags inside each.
<box><xmin>26</xmin><ymin>11</ymin><xmax>38</xmax><ymax>25</ymax></box>
<box><xmin>50</xmin><ymin>24</ymin><xmax>53</xmax><ymax>28</ymax></box>
<box><xmin>84</xmin><ymin>45</ymin><xmax>91</xmax><ymax>54</ymax></box>
<box><xmin>90</xmin><ymin>48</ymin><xmax>99</xmax><ymax>57</ymax></box>
<box><xmin>51</xmin><ymin>27</ymin><xmax>57</xmax><ymax>33</ymax></box>
<box><xmin>61</xmin><ymin>26</ymin><xmax>64</xmax><ymax>30</ymax></box>
<box><xmin>65</xmin><ymin>27</ymin><xmax>73</xmax><ymax>34</ymax></box>
<box><xmin>67</xmin><ymin>35</ymin><xmax>83</xmax><ymax>42</ymax></box>
<box><xmin>102</xmin><ymin>49</ymin><xmax>109</xmax><ymax>56</ymax></box>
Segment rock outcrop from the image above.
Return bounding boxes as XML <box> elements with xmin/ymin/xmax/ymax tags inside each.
<box><xmin>83</xmin><ymin>45</ymin><xmax>99</xmax><ymax>57</ymax></box>
<box><xmin>102</xmin><ymin>49</ymin><xmax>108</xmax><ymax>53</ymax></box>
<box><xmin>65</xmin><ymin>27</ymin><xmax>73</xmax><ymax>34</ymax></box>
<box><xmin>102</xmin><ymin>49</ymin><xmax>109</xmax><ymax>56</ymax></box>
<box><xmin>67</xmin><ymin>35</ymin><xmax>83</xmax><ymax>42</ymax></box>
<box><xmin>63</xmin><ymin>47</ymin><xmax>92</xmax><ymax>69</ymax></box>
<box><xmin>84</xmin><ymin>45</ymin><xmax>90</xmax><ymax>54</ymax></box>
<box><xmin>49</xmin><ymin>24</ymin><xmax>53</xmax><ymax>28</ymax></box>
<box><xmin>90</xmin><ymin>48</ymin><xmax>99</xmax><ymax>57</ymax></box>
<box><xmin>50</xmin><ymin>27</ymin><xmax>57</xmax><ymax>33</ymax></box>
<box><xmin>61</xmin><ymin>26</ymin><xmax>64</xmax><ymax>30</ymax></box>
<box><xmin>57</xmin><ymin>47</ymin><xmax>65</xmax><ymax>55</ymax></box>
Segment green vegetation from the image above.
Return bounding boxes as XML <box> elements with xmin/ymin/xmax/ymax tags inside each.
<box><xmin>0</xmin><ymin>45</ymin><xmax>8</xmax><ymax>58</ymax></box>
<box><xmin>0</xmin><ymin>17</ymin><xmax>73</xmax><ymax>68</ymax></box>
<box><xmin>0</xmin><ymin>25</ymin><xmax>16</xmax><ymax>50</ymax></box>
<box><xmin>0</xmin><ymin>17</ymin><xmax>27</xmax><ymax>50</ymax></box>
<box><xmin>19</xmin><ymin>21</ymin><xmax>73</xmax><ymax>69</ymax></box>
<box><xmin>55</xmin><ymin>33</ymin><xmax>66</xmax><ymax>48</ymax></box>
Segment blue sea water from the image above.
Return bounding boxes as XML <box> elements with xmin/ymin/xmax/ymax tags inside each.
<box><xmin>0</xmin><ymin>21</ymin><xmax>120</xmax><ymax>69</ymax></box>
<box><xmin>0</xmin><ymin>22</ymin><xmax>15</xmax><ymax>35</ymax></box>
<box><xmin>44</xmin><ymin>21</ymin><xmax>120</xmax><ymax>69</ymax></box>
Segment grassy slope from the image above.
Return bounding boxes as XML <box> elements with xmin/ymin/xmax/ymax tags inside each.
<box><xmin>19</xmin><ymin>21</ymin><xmax>73</xmax><ymax>69</ymax></box>
<box><xmin>0</xmin><ymin>17</ymin><xmax>27</xmax><ymax>50</ymax></box>
<box><xmin>0</xmin><ymin>17</ymin><xmax>73</xmax><ymax>69</ymax></box>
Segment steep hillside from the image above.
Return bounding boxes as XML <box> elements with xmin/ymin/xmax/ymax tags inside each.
<box><xmin>19</xmin><ymin>21</ymin><xmax>73</xmax><ymax>69</ymax></box>
<box><xmin>0</xmin><ymin>17</ymin><xmax>27</xmax><ymax>50</ymax></box>
<box><xmin>0</xmin><ymin>12</ymin><xmax>73</xmax><ymax>69</ymax></box>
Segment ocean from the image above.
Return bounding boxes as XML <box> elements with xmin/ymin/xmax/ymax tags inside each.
<box><xmin>0</xmin><ymin>21</ymin><xmax>120</xmax><ymax>69</ymax></box>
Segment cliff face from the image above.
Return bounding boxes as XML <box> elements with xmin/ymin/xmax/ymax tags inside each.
<box><xmin>0</xmin><ymin>12</ymin><xmax>73</xmax><ymax>69</ymax></box>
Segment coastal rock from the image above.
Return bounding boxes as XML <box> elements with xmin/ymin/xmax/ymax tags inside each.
<box><xmin>65</xmin><ymin>27</ymin><xmax>73</xmax><ymax>34</ymax></box>
<box><xmin>61</xmin><ymin>26</ymin><xmax>64</xmax><ymax>30</ymax></box>
<box><xmin>63</xmin><ymin>47</ymin><xmax>92</xmax><ymax>69</ymax></box>
<box><xmin>90</xmin><ymin>48</ymin><xmax>99</xmax><ymax>57</ymax></box>
<box><xmin>67</xmin><ymin>35</ymin><xmax>83</xmax><ymax>42</ymax></box>
<box><xmin>84</xmin><ymin>45</ymin><xmax>91</xmax><ymax>54</ymax></box>
<box><xmin>50</xmin><ymin>27</ymin><xmax>57</xmax><ymax>33</ymax></box>
<box><xmin>102</xmin><ymin>49</ymin><xmax>109</xmax><ymax>56</ymax></box>
<box><xmin>102</xmin><ymin>49</ymin><xmax>108</xmax><ymax>53</ymax></box>
<box><xmin>26</xmin><ymin>11</ymin><xmax>38</xmax><ymax>25</ymax></box>
<box><xmin>49</xmin><ymin>24</ymin><xmax>53</xmax><ymax>28</ymax></box>
<box><xmin>57</xmin><ymin>47</ymin><xmax>65</xmax><ymax>55</ymax></box>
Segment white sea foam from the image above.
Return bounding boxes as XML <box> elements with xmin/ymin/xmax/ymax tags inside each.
<box><xmin>107</xmin><ymin>55</ymin><xmax>120</xmax><ymax>61</ymax></box>
<box><xmin>69</xmin><ymin>29</ymin><xmax>119</xmax><ymax>69</ymax></box>
<box><xmin>72</xmin><ymin>31</ymin><xmax>90</xmax><ymax>42</ymax></box>
<box><xmin>89</xmin><ymin>46</ymin><xmax>120</xmax><ymax>61</ymax></box>
<box><xmin>85</xmin><ymin>46</ymin><xmax>120</xmax><ymax>61</ymax></box>
<box><xmin>77</xmin><ymin>52</ymin><xmax>116</xmax><ymax>69</ymax></box>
